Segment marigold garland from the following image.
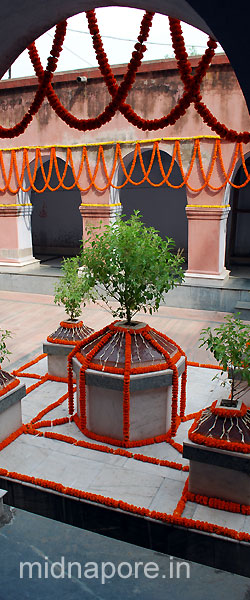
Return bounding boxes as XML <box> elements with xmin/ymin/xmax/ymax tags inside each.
<box><xmin>1</xmin><ymin>140</ymin><xmax>250</xmax><ymax>196</ymax></box>
<box><xmin>0</xmin><ymin>377</ymin><xmax>20</xmax><ymax>396</ymax></box>
<box><xmin>29</xmin><ymin>10</ymin><xmax>153</xmax><ymax>132</ymax></box>
<box><xmin>0</xmin><ymin>10</ymin><xmax>250</xmax><ymax>143</ymax></box>
<box><xmin>186</xmin><ymin>489</ymin><xmax>250</xmax><ymax>515</ymax></box>
<box><xmin>0</xmin><ymin>465</ymin><xmax>249</xmax><ymax>542</ymax></box>
<box><xmin>12</xmin><ymin>353</ymin><xmax>47</xmax><ymax>375</ymax></box>
<box><xmin>189</xmin><ymin>405</ymin><xmax>250</xmax><ymax>454</ymax></box>
<box><xmin>0</xmin><ymin>22</ymin><xmax>66</xmax><ymax>138</ymax></box>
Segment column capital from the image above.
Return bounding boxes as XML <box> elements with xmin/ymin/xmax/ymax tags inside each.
<box><xmin>79</xmin><ymin>203</ymin><xmax>121</xmax><ymax>219</ymax></box>
<box><xmin>0</xmin><ymin>203</ymin><xmax>33</xmax><ymax>217</ymax></box>
<box><xmin>186</xmin><ymin>205</ymin><xmax>230</xmax><ymax>221</ymax></box>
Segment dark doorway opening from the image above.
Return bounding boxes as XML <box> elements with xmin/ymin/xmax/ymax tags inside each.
<box><xmin>119</xmin><ymin>149</ymin><xmax>188</xmax><ymax>258</ymax></box>
<box><xmin>226</xmin><ymin>157</ymin><xmax>250</xmax><ymax>268</ymax></box>
<box><xmin>31</xmin><ymin>158</ymin><xmax>82</xmax><ymax>261</ymax></box>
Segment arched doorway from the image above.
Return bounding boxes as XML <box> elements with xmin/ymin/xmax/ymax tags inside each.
<box><xmin>226</xmin><ymin>155</ymin><xmax>250</xmax><ymax>268</ymax></box>
<box><xmin>118</xmin><ymin>149</ymin><xmax>188</xmax><ymax>258</ymax></box>
<box><xmin>31</xmin><ymin>158</ymin><xmax>82</xmax><ymax>260</ymax></box>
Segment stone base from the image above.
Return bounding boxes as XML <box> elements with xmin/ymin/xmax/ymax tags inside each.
<box><xmin>185</xmin><ymin>268</ymin><xmax>230</xmax><ymax>282</ymax></box>
<box><xmin>43</xmin><ymin>341</ymin><xmax>73</xmax><ymax>379</ymax></box>
<box><xmin>0</xmin><ymin>257</ymin><xmax>39</xmax><ymax>267</ymax></box>
<box><xmin>0</xmin><ymin>383</ymin><xmax>25</xmax><ymax>442</ymax></box>
<box><xmin>72</xmin><ymin>355</ymin><xmax>185</xmax><ymax>444</ymax></box>
<box><xmin>183</xmin><ymin>440</ymin><xmax>250</xmax><ymax>505</ymax></box>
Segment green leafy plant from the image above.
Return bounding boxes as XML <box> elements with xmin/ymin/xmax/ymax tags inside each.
<box><xmin>80</xmin><ymin>211</ymin><xmax>185</xmax><ymax>325</ymax></box>
<box><xmin>199</xmin><ymin>314</ymin><xmax>250</xmax><ymax>406</ymax></box>
<box><xmin>54</xmin><ymin>256</ymin><xmax>93</xmax><ymax>321</ymax></box>
<box><xmin>0</xmin><ymin>328</ymin><xmax>12</xmax><ymax>366</ymax></box>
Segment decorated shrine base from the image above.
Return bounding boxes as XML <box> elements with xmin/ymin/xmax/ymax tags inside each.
<box><xmin>1</xmin><ymin>353</ymin><xmax>250</xmax><ymax>576</ymax></box>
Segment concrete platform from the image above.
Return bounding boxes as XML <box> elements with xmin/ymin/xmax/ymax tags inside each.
<box><xmin>0</xmin><ymin>354</ymin><xmax>249</xmax><ymax>577</ymax></box>
<box><xmin>0</xmin><ymin>260</ymin><xmax>250</xmax><ymax>314</ymax></box>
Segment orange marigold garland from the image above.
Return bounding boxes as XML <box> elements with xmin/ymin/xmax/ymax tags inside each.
<box><xmin>189</xmin><ymin>403</ymin><xmax>250</xmax><ymax>454</ymax></box>
<box><xmin>186</xmin><ymin>489</ymin><xmax>250</xmax><ymax>515</ymax></box>
<box><xmin>0</xmin><ymin>377</ymin><xmax>20</xmax><ymax>397</ymax></box>
<box><xmin>123</xmin><ymin>331</ymin><xmax>132</xmax><ymax>442</ymax></box>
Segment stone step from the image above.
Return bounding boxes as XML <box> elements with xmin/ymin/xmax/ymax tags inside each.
<box><xmin>234</xmin><ymin>301</ymin><xmax>250</xmax><ymax>320</ymax></box>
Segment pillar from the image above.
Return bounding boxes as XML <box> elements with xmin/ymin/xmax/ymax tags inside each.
<box><xmin>0</xmin><ymin>201</ymin><xmax>37</xmax><ymax>266</ymax></box>
<box><xmin>185</xmin><ymin>204</ymin><xmax>231</xmax><ymax>280</ymax></box>
<box><xmin>79</xmin><ymin>190</ymin><xmax>122</xmax><ymax>242</ymax></box>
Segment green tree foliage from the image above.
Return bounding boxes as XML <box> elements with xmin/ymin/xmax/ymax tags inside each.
<box><xmin>199</xmin><ymin>314</ymin><xmax>250</xmax><ymax>404</ymax></box>
<box><xmin>0</xmin><ymin>328</ymin><xmax>12</xmax><ymax>366</ymax></box>
<box><xmin>80</xmin><ymin>211</ymin><xmax>185</xmax><ymax>325</ymax></box>
<box><xmin>54</xmin><ymin>256</ymin><xmax>92</xmax><ymax>321</ymax></box>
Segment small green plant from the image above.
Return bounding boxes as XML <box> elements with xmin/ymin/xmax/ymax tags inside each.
<box><xmin>54</xmin><ymin>256</ymin><xmax>92</xmax><ymax>321</ymax></box>
<box><xmin>0</xmin><ymin>328</ymin><xmax>12</xmax><ymax>366</ymax></box>
<box><xmin>199</xmin><ymin>314</ymin><xmax>250</xmax><ymax>406</ymax></box>
<box><xmin>80</xmin><ymin>211</ymin><xmax>185</xmax><ymax>325</ymax></box>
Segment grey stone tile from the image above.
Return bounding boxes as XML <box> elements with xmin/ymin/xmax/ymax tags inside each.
<box><xmin>191</xmin><ymin>504</ymin><xmax>246</xmax><ymax>530</ymax></box>
<box><xmin>241</xmin><ymin>516</ymin><xmax>250</xmax><ymax>536</ymax></box>
<box><xmin>22</xmin><ymin>356</ymin><xmax>48</xmax><ymax>376</ymax></box>
<box><xmin>85</xmin><ymin>464</ymin><xmax>163</xmax><ymax>507</ymax></box>
<box><xmin>148</xmin><ymin>477</ymin><xmax>188</xmax><ymax>514</ymax></box>
<box><xmin>182</xmin><ymin>500</ymin><xmax>197</xmax><ymax>520</ymax></box>
<box><xmin>122</xmin><ymin>458</ymin><xmax>187</xmax><ymax>482</ymax></box>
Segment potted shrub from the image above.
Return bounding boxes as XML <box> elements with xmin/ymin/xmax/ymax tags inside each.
<box><xmin>44</xmin><ymin>256</ymin><xmax>94</xmax><ymax>378</ymax></box>
<box><xmin>199</xmin><ymin>314</ymin><xmax>250</xmax><ymax>407</ymax></box>
<box><xmin>0</xmin><ymin>328</ymin><xmax>25</xmax><ymax>442</ymax></box>
<box><xmin>183</xmin><ymin>315</ymin><xmax>250</xmax><ymax>505</ymax></box>
<box><xmin>68</xmin><ymin>211</ymin><xmax>187</xmax><ymax>447</ymax></box>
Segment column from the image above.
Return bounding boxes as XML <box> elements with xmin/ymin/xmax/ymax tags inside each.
<box><xmin>185</xmin><ymin>205</ymin><xmax>231</xmax><ymax>279</ymax></box>
<box><xmin>0</xmin><ymin>202</ymin><xmax>37</xmax><ymax>266</ymax></box>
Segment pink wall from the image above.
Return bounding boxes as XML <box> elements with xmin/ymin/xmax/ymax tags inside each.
<box><xmin>0</xmin><ymin>55</ymin><xmax>250</xmax><ymax>274</ymax></box>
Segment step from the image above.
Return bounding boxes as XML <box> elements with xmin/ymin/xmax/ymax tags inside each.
<box><xmin>234</xmin><ymin>301</ymin><xmax>250</xmax><ymax>320</ymax></box>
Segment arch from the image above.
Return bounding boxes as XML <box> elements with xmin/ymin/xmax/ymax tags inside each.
<box><xmin>30</xmin><ymin>157</ymin><xmax>83</xmax><ymax>259</ymax></box>
<box><xmin>116</xmin><ymin>147</ymin><xmax>188</xmax><ymax>257</ymax></box>
<box><xmin>2</xmin><ymin>1</ymin><xmax>250</xmax><ymax>115</ymax></box>
<box><xmin>226</xmin><ymin>151</ymin><xmax>250</xmax><ymax>268</ymax></box>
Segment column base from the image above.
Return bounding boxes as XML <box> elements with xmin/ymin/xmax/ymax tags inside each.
<box><xmin>0</xmin><ymin>257</ymin><xmax>39</xmax><ymax>268</ymax></box>
<box><xmin>185</xmin><ymin>268</ymin><xmax>230</xmax><ymax>283</ymax></box>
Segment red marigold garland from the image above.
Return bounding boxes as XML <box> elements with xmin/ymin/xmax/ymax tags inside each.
<box><xmin>0</xmin><ymin>377</ymin><xmax>20</xmax><ymax>397</ymax></box>
<box><xmin>0</xmin><ymin>22</ymin><xmax>66</xmax><ymax>138</ymax></box>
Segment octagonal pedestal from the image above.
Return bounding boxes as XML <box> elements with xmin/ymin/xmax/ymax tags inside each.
<box><xmin>0</xmin><ymin>380</ymin><xmax>25</xmax><ymax>442</ymax></box>
<box><xmin>184</xmin><ymin>398</ymin><xmax>250</xmax><ymax>505</ymax></box>
<box><xmin>183</xmin><ymin>440</ymin><xmax>250</xmax><ymax>505</ymax></box>
<box><xmin>72</xmin><ymin>355</ymin><xmax>186</xmax><ymax>444</ymax></box>
<box><xmin>43</xmin><ymin>341</ymin><xmax>74</xmax><ymax>379</ymax></box>
<box><xmin>68</xmin><ymin>320</ymin><xmax>187</xmax><ymax>447</ymax></box>
<box><xmin>44</xmin><ymin>319</ymin><xmax>93</xmax><ymax>378</ymax></box>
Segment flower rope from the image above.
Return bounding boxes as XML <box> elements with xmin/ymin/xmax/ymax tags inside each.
<box><xmin>0</xmin><ymin>139</ymin><xmax>249</xmax><ymax>195</ymax></box>
<box><xmin>0</xmin><ymin>11</ymin><xmax>249</xmax><ymax>141</ymax></box>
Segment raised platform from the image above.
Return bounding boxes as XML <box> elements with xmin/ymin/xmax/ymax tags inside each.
<box><xmin>0</xmin><ymin>353</ymin><xmax>250</xmax><ymax>577</ymax></box>
<box><xmin>0</xmin><ymin>260</ymin><xmax>250</xmax><ymax>315</ymax></box>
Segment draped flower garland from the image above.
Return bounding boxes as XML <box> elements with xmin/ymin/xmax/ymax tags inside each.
<box><xmin>1</xmin><ymin>10</ymin><xmax>250</xmax><ymax>140</ymax></box>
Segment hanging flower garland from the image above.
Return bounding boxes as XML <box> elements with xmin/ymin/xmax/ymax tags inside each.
<box><xmin>0</xmin><ymin>11</ymin><xmax>249</xmax><ymax>141</ymax></box>
<box><xmin>28</xmin><ymin>10</ymin><xmax>154</xmax><ymax>131</ymax></box>
<box><xmin>0</xmin><ymin>21</ymin><xmax>66</xmax><ymax>138</ymax></box>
